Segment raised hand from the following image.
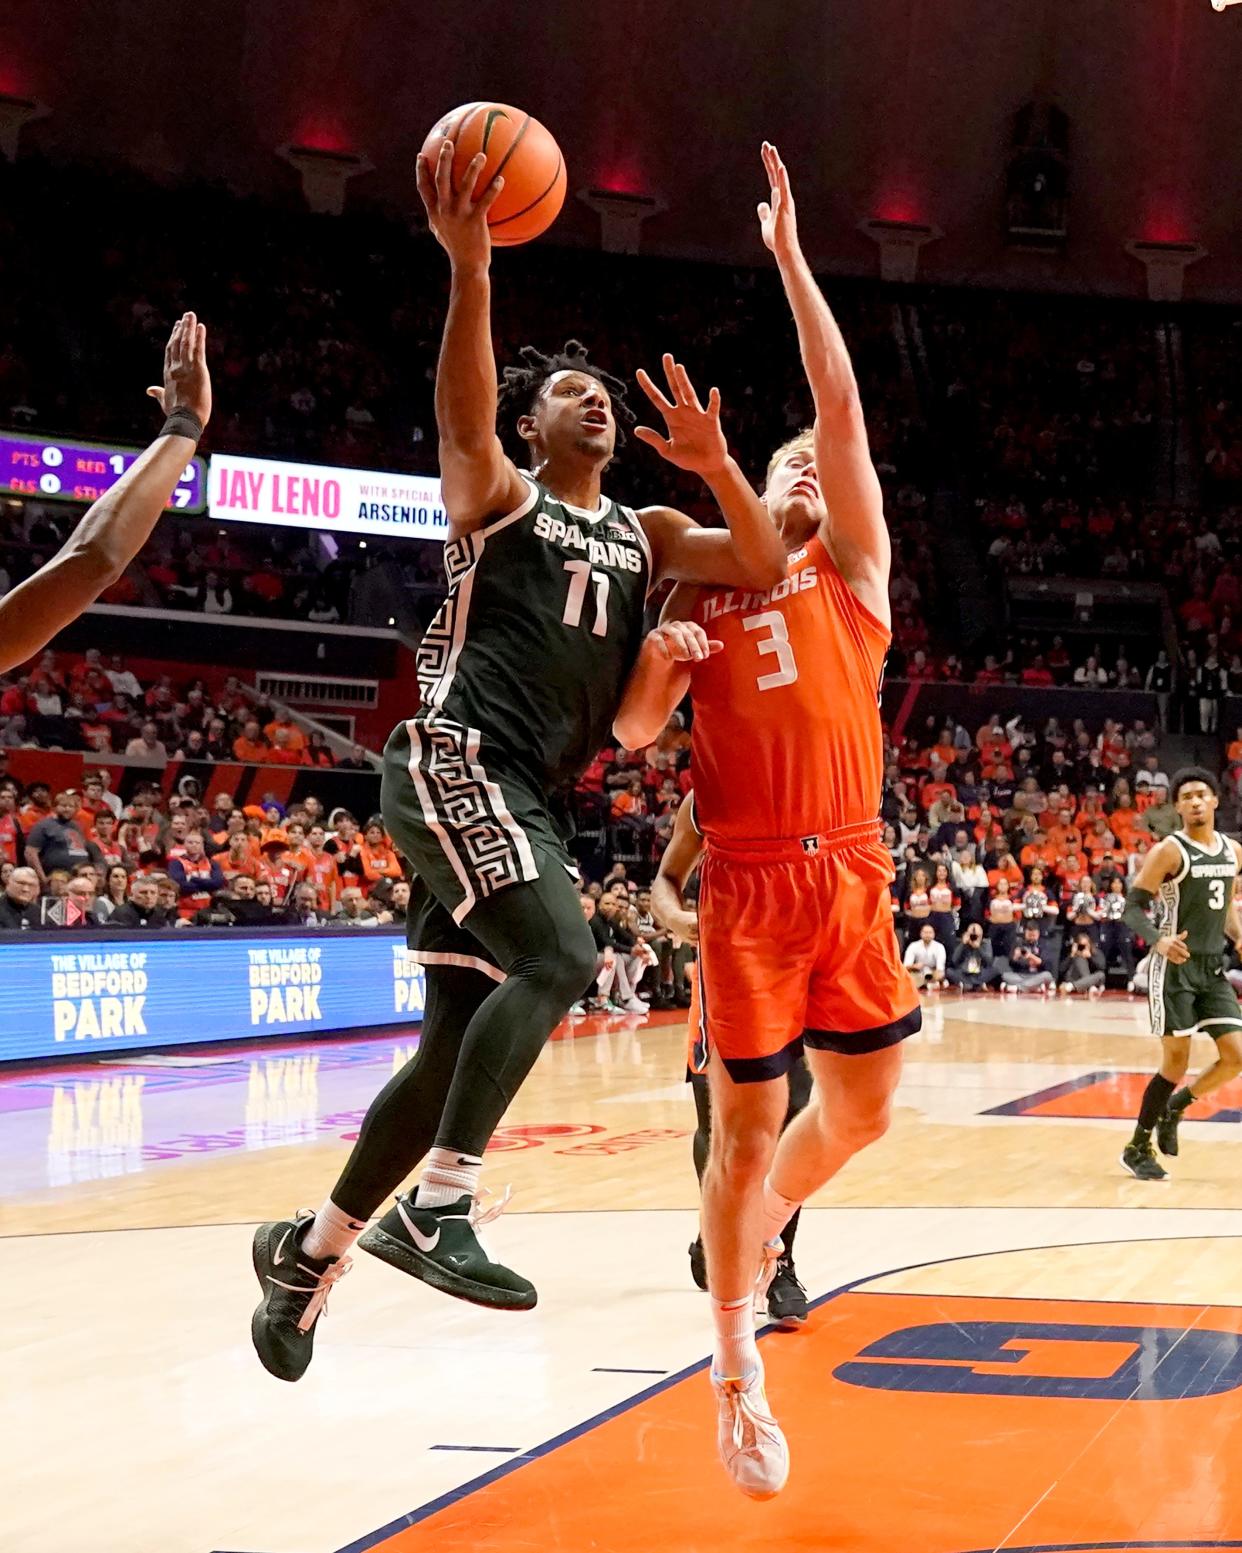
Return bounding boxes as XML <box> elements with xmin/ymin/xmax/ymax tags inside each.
<box><xmin>634</xmin><ymin>354</ymin><xmax>728</xmax><ymax>477</ymax></box>
<box><xmin>415</xmin><ymin>140</ymin><xmax>505</xmax><ymax>270</ymax></box>
<box><xmin>147</xmin><ymin>312</ymin><xmax>211</xmax><ymax>427</ymax></box>
<box><xmin>757</xmin><ymin>141</ymin><xmax>799</xmax><ymax>260</ymax></box>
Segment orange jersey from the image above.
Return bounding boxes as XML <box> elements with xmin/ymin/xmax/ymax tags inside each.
<box><xmin>688</xmin><ymin>536</ymin><xmax>888</xmax><ymax>843</ymax></box>
<box><xmin>305</xmin><ymin>850</ymin><xmax>340</xmax><ymax>912</ymax></box>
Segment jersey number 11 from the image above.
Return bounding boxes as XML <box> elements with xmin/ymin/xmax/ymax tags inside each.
<box><xmin>562</xmin><ymin>559</ymin><xmax>610</xmax><ymax>638</ymax></box>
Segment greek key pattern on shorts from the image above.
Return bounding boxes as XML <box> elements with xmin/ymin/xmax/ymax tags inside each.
<box><xmin>419</xmin><ymin>722</ymin><xmax>522</xmax><ymax>899</ymax></box>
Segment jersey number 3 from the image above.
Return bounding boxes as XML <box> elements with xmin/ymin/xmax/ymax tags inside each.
<box><xmin>562</xmin><ymin>559</ymin><xmax>610</xmax><ymax>638</ymax></box>
<box><xmin>743</xmin><ymin>611</ymin><xmax>799</xmax><ymax>691</ymax></box>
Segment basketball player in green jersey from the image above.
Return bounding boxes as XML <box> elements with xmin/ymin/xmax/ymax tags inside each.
<box><xmin>250</xmin><ymin>140</ymin><xmax>788</xmax><ymax>1381</ymax></box>
<box><xmin>1121</xmin><ymin>768</ymin><xmax>1242</xmax><ymax>1180</ymax></box>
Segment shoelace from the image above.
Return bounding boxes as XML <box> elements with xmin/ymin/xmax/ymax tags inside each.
<box><xmin>267</xmin><ymin>1253</ymin><xmax>353</xmax><ymax>1334</ymax></box>
<box><xmin>753</xmin><ymin>1238</ymin><xmax>782</xmax><ymax>1313</ymax></box>
<box><xmin>467</xmin><ymin>1185</ymin><xmax>513</xmax><ymax>1262</ymax></box>
<box><xmin>722</xmin><ymin>1376</ymin><xmax>780</xmax><ymax>1457</ymax></box>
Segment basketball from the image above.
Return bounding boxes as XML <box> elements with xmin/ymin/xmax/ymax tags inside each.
<box><xmin>420</xmin><ymin>102</ymin><xmax>567</xmax><ymax>246</ymax></box>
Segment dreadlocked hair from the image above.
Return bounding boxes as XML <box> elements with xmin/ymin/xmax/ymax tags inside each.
<box><xmin>496</xmin><ymin>339</ymin><xmax>635</xmax><ymax>462</ymax></box>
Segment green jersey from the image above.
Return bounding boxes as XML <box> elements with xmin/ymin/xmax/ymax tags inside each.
<box><xmin>1156</xmin><ymin>830</ymin><xmax>1239</xmax><ymax>955</ymax></box>
<box><xmin>414</xmin><ymin>475</ymin><xmax>652</xmax><ymax>795</ymax></box>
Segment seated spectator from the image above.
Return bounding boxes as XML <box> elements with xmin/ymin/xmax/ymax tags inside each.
<box><xmin>283</xmin><ymin>881</ymin><xmax>329</xmax><ymax>927</ymax></box>
<box><xmin>305</xmin><ymin>729</ymin><xmax>336</xmax><ymax>768</ymax></box>
<box><xmin>903</xmin><ymin>923</ymin><xmax>947</xmax><ymax>993</ymax></box>
<box><xmin>0</xmin><ymin>865</ymin><xmax>39</xmax><ymax>929</ymax></box>
<box><xmin>104</xmin><ymin>874</ymin><xmax>171</xmax><ymax>929</ymax></box>
<box><xmin>332</xmin><ymin>884</ymin><xmax>383</xmax><ymax>927</ymax></box>
<box><xmin>264</xmin><ymin>711</ymin><xmax>305</xmax><ymax>752</ymax></box>
<box><xmin>258</xmin><ymin>831</ymin><xmax>305</xmax><ymax>907</ymax></box>
<box><xmin>1059</xmin><ymin>933</ymin><xmax>1106</xmax><ymax>998</ymax></box>
<box><xmin>125</xmin><ymin>720</ymin><xmax>169</xmax><ymax>762</ymax></box>
<box><xmin>233</xmin><ymin>717</ymin><xmax>270</xmax><ymax>762</ymax></box>
<box><xmin>267</xmin><ymin>727</ymin><xmax>309</xmax><ymax>765</ymax></box>
<box><xmin>1001</xmin><ymin>924</ymin><xmax>1056</xmax><ymax>994</ymax></box>
<box><xmin>947</xmin><ymin>921</ymin><xmax>1004</xmax><ymax>992</ymax></box>
<box><xmin>196</xmin><ymin>873</ymin><xmax>277</xmax><ymax>927</ymax></box>
<box><xmin>95</xmin><ymin>863</ymin><xmax>134</xmax><ymax>922</ymax></box>
<box><xmin>336</xmin><ymin>743</ymin><xmax>374</xmax><ymax>770</ymax></box>
<box><xmin>64</xmin><ymin>869</ymin><xmax>107</xmax><ymax>926</ymax></box>
<box><xmin>358</xmin><ymin>817</ymin><xmax>402</xmax><ymax>893</ymax></box>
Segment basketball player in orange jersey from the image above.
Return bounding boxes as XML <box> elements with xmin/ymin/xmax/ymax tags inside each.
<box><xmin>613</xmin><ymin>143</ymin><xmax>920</xmax><ymax>1499</ymax></box>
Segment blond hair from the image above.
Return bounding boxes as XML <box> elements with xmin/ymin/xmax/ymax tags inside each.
<box><xmin>765</xmin><ymin>427</ymin><xmax>815</xmax><ymax>490</ymax></box>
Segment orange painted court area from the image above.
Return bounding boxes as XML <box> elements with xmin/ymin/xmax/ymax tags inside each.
<box><xmin>352</xmin><ymin>1289</ymin><xmax>1242</xmax><ymax>1553</ymax></box>
<box><xmin>1016</xmin><ymin>1071</ymin><xmax>1242</xmax><ymax>1121</ymax></box>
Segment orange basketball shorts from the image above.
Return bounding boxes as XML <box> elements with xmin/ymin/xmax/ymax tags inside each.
<box><xmin>694</xmin><ymin>821</ymin><xmax>921</xmax><ymax>1082</ymax></box>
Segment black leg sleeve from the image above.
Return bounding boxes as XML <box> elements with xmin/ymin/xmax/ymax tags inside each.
<box><xmin>433</xmin><ymin>858</ymin><xmax>598</xmax><ymax>1157</ymax></box>
<box><xmin>330</xmin><ymin>964</ymin><xmax>493</xmax><ymax>1220</ymax></box>
<box><xmin>690</xmin><ymin>1071</ymin><xmax>712</xmax><ymax>1183</ymax></box>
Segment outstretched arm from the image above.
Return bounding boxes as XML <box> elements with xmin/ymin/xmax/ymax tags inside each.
<box><xmin>635</xmin><ymin>355</ymin><xmax>787</xmax><ymax>590</ymax></box>
<box><xmin>612</xmin><ymin>590</ymin><xmax>713</xmax><ymax>751</ymax></box>
<box><xmin>416</xmin><ymin>142</ymin><xmax>528</xmax><ymax>533</ymax></box>
<box><xmin>0</xmin><ymin>313</ymin><xmax>211</xmax><ymax>676</ymax></box>
<box><xmin>759</xmin><ymin>143</ymin><xmax>889</xmax><ymax>624</ymax></box>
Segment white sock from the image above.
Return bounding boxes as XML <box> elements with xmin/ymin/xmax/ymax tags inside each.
<box><xmin>302</xmin><ymin>1198</ymin><xmax>366</xmax><ymax>1261</ymax></box>
<box><xmin>759</xmin><ymin>1176</ymin><xmax>801</xmax><ymax>1249</ymax></box>
<box><xmin>711</xmin><ymin>1295</ymin><xmax>758</xmax><ymax>1381</ymax></box>
<box><xmin>415</xmin><ymin>1147</ymin><xmax>483</xmax><ymax>1209</ymax></box>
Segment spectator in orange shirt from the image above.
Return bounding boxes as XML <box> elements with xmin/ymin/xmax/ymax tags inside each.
<box><xmin>304</xmin><ymin>823</ymin><xmax>341</xmax><ymax>912</ymax></box>
<box><xmin>19</xmin><ymin>782</ymin><xmax>53</xmax><ymax>832</ymax></box>
<box><xmin>0</xmin><ymin>786</ymin><xmax>23</xmax><ymax>866</ymax></box>
<box><xmin>219</xmin><ymin>831</ymin><xmax>261</xmax><ymax>885</ymax></box>
<box><xmin>258</xmin><ymin>831</ymin><xmax>305</xmax><ymax>907</ymax></box>
<box><xmin>1083</xmin><ymin>817</ymin><xmax>1117</xmax><ymax>864</ymax></box>
<box><xmin>264</xmin><ymin>714</ymin><xmax>306</xmax><ymax>753</ymax></box>
<box><xmin>232</xmin><ymin>717</ymin><xmax>270</xmax><ymax>763</ymax></box>
<box><xmin>358</xmin><ymin>818</ymin><xmax>402</xmax><ymax>894</ymax></box>
<box><xmin>1044</xmin><ymin>807</ymin><xmax>1078</xmax><ymax>851</ymax></box>
<box><xmin>283</xmin><ymin>820</ymin><xmax>317</xmax><ymax>876</ymax></box>
<box><xmin>1019</xmin><ymin>830</ymin><xmax>1058</xmax><ymax>873</ymax></box>
<box><xmin>1228</xmin><ymin>725</ymin><xmax>1242</xmax><ymax>767</ymax></box>
<box><xmin>305</xmin><ymin>730</ymin><xmax>336</xmax><ymax>768</ymax></box>
<box><xmin>267</xmin><ymin>727</ymin><xmax>309</xmax><ymax>765</ymax></box>
<box><xmin>1075</xmin><ymin>793</ymin><xmax>1107</xmax><ymax>834</ymax></box>
<box><xmin>987</xmin><ymin>852</ymin><xmax>1023</xmax><ymax>891</ymax></box>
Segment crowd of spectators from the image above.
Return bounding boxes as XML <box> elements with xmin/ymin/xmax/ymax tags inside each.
<box><xmin>0</xmin><ymin>646</ymin><xmax>376</xmax><ymax>767</ymax></box>
<box><xmin>0</xmin><ymin>770</ymin><xmax>407</xmax><ymax>931</ymax></box>
<box><xmin>883</xmin><ymin>708</ymin><xmax>1201</xmax><ymax>997</ymax></box>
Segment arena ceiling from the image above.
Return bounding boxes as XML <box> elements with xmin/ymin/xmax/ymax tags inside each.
<box><xmin>5</xmin><ymin>0</ymin><xmax>1242</xmax><ymax>297</ymax></box>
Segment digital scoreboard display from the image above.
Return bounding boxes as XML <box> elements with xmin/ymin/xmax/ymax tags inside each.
<box><xmin>0</xmin><ymin>430</ymin><xmax>207</xmax><ymax>513</ymax></box>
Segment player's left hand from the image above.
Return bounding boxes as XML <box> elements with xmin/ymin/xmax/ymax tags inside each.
<box><xmin>757</xmin><ymin>141</ymin><xmax>799</xmax><ymax>260</ymax></box>
<box><xmin>634</xmin><ymin>354</ymin><xmax>728</xmax><ymax>477</ymax></box>
<box><xmin>647</xmin><ymin>620</ymin><xmax>723</xmax><ymax>664</ymax></box>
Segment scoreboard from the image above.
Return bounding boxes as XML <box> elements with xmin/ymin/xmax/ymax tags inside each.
<box><xmin>0</xmin><ymin>430</ymin><xmax>207</xmax><ymax>513</ymax></box>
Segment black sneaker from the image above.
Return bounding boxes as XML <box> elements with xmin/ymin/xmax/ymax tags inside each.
<box><xmin>689</xmin><ymin>1235</ymin><xmax>707</xmax><ymax>1291</ymax></box>
<box><xmin>766</xmin><ymin>1256</ymin><xmax>808</xmax><ymax>1330</ymax></box>
<box><xmin>251</xmin><ymin>1211</ymin><xmax>352</xmax><ymax>1382</ymax></box>
<box><xmin>357</xmin><ymin>1191</ymin><xmax>536</xmax><ymax>1310</ymax></box>
<box><xmin>1156</xmin><ymin>1105</ymin><xmax>1183</xmax><ymax>1158</ymax></box>
<box><xmin>1120</xmin><ymin>1139</ymin><xmax>1168</xmax><ymax>1181</ymax></box>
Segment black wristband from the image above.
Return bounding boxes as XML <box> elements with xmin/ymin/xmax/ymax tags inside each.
<box><xmin>160</xmin><ymin>409</ymin><xmax>204</xmax><ymax>443</ymax></box>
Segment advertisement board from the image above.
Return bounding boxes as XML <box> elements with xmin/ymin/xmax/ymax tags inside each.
<box><xmin>0</xmin><ymin>930</ymin><xmax>426</xmax><ymax>1063</ymax></box>
<box><xmin>208</xmin><ymin>452</ymin><xmax>448</xmax><ymax>542</ymax></box>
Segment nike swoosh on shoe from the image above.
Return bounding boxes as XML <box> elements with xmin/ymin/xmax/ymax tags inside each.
<box><xmin>396</xmin><ymin>1197</ymin><xmax>441</xmax><ymax>1253</ymax></box>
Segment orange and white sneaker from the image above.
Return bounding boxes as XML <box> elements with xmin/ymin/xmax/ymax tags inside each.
<box><xmin>711</xmin><ymin>1359</ymin><xmax>790</xmax><ymax>1500</ymax></box>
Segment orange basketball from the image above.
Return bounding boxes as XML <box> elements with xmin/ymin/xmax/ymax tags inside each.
<box><xmin>420</xmin><ymin>102</ymin><xmax>567</xmax><ymax>247</ymax></box>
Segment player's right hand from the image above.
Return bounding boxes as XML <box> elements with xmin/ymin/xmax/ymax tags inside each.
<box><xmin>757</xmin><ymin>141</ymin><xmax>800</xmax><ymax>260</ymax></box>
<box><xmin>416</xmin><ymin>141</ymin><xmax>505</xmax><ymax>269</ymax></box>
<box><xmin>647</xmin><ymin>621</ymin><xmax>723</xmax><ymax>664</ymax></box>
<box><xmin>147</xmin><ymin>312</ymin><xmax>211</xmax><ymax>427</ymax></box>
<box><xmin>667</xmin><ymin>908</ymin><xmax>699</xmax><ymax>945</ymax></box>
<box><xmin>1156</xmin><ymin>930</ymin><xmax>1190</xmax><ymax>964</ymax></box>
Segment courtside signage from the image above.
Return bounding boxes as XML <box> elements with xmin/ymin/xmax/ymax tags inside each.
<box><xmin>208</xmin><ymin>452</ymin><xmax>448</xmax><ymax>542</ymax></box>
<box><xmin>0</xmin><ymin>932</ymin><xmax>425</xmax><ymax>1062</ymax></box>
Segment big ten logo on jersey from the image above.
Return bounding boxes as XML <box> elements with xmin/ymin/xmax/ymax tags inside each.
<box><xmin>50</xmin><ymin>950</ymin><xmax>148</xmax><ymax>1042</ymax></box>
<box><xmin>390</xmin><ymin>946</ymin><xmax>427</xmax><ymax>1016</ymax></box>
<box><xmin>700</xmin><ymin>563</ymin><xmax>818</xmax><ymax>622</ymax></box>
<box><xmin>532</xmin><ymin>510</ymin><xmax>644</xmax><ymax>572</ymax></box>
<box><xmin>248</xmin><ymin>945</ymin><xmax>323</xmax><ymax>1026</ymax></box>
<box><xmin>47</xmin><ymin>1075</ymin><xmax>145</xmax><ymax>1185</ymax></box>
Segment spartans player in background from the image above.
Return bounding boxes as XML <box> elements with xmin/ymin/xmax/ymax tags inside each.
<box><xmin>613</xmin><ymin>144</ymin><xmax>920</xmax><ymax>1498</ymax></box>
<box><xmin>249</xmin><ymin>139</ymin><xmax>788</xmax><ymax>1382</ymax></box>
<box><xmin>648</xmin><ymin>788</ymin><xmax>812</xmax><ymax>1328</ymax></box>
<box><xmin>1121</xmin><ymin>768</ymin><xmax>1242</xmax><ymax>1181</ymax></box>
<box><xmin>0</xmin><ymin>314</ymin><xmax>210</xmax><ymax>674</ymax></box>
